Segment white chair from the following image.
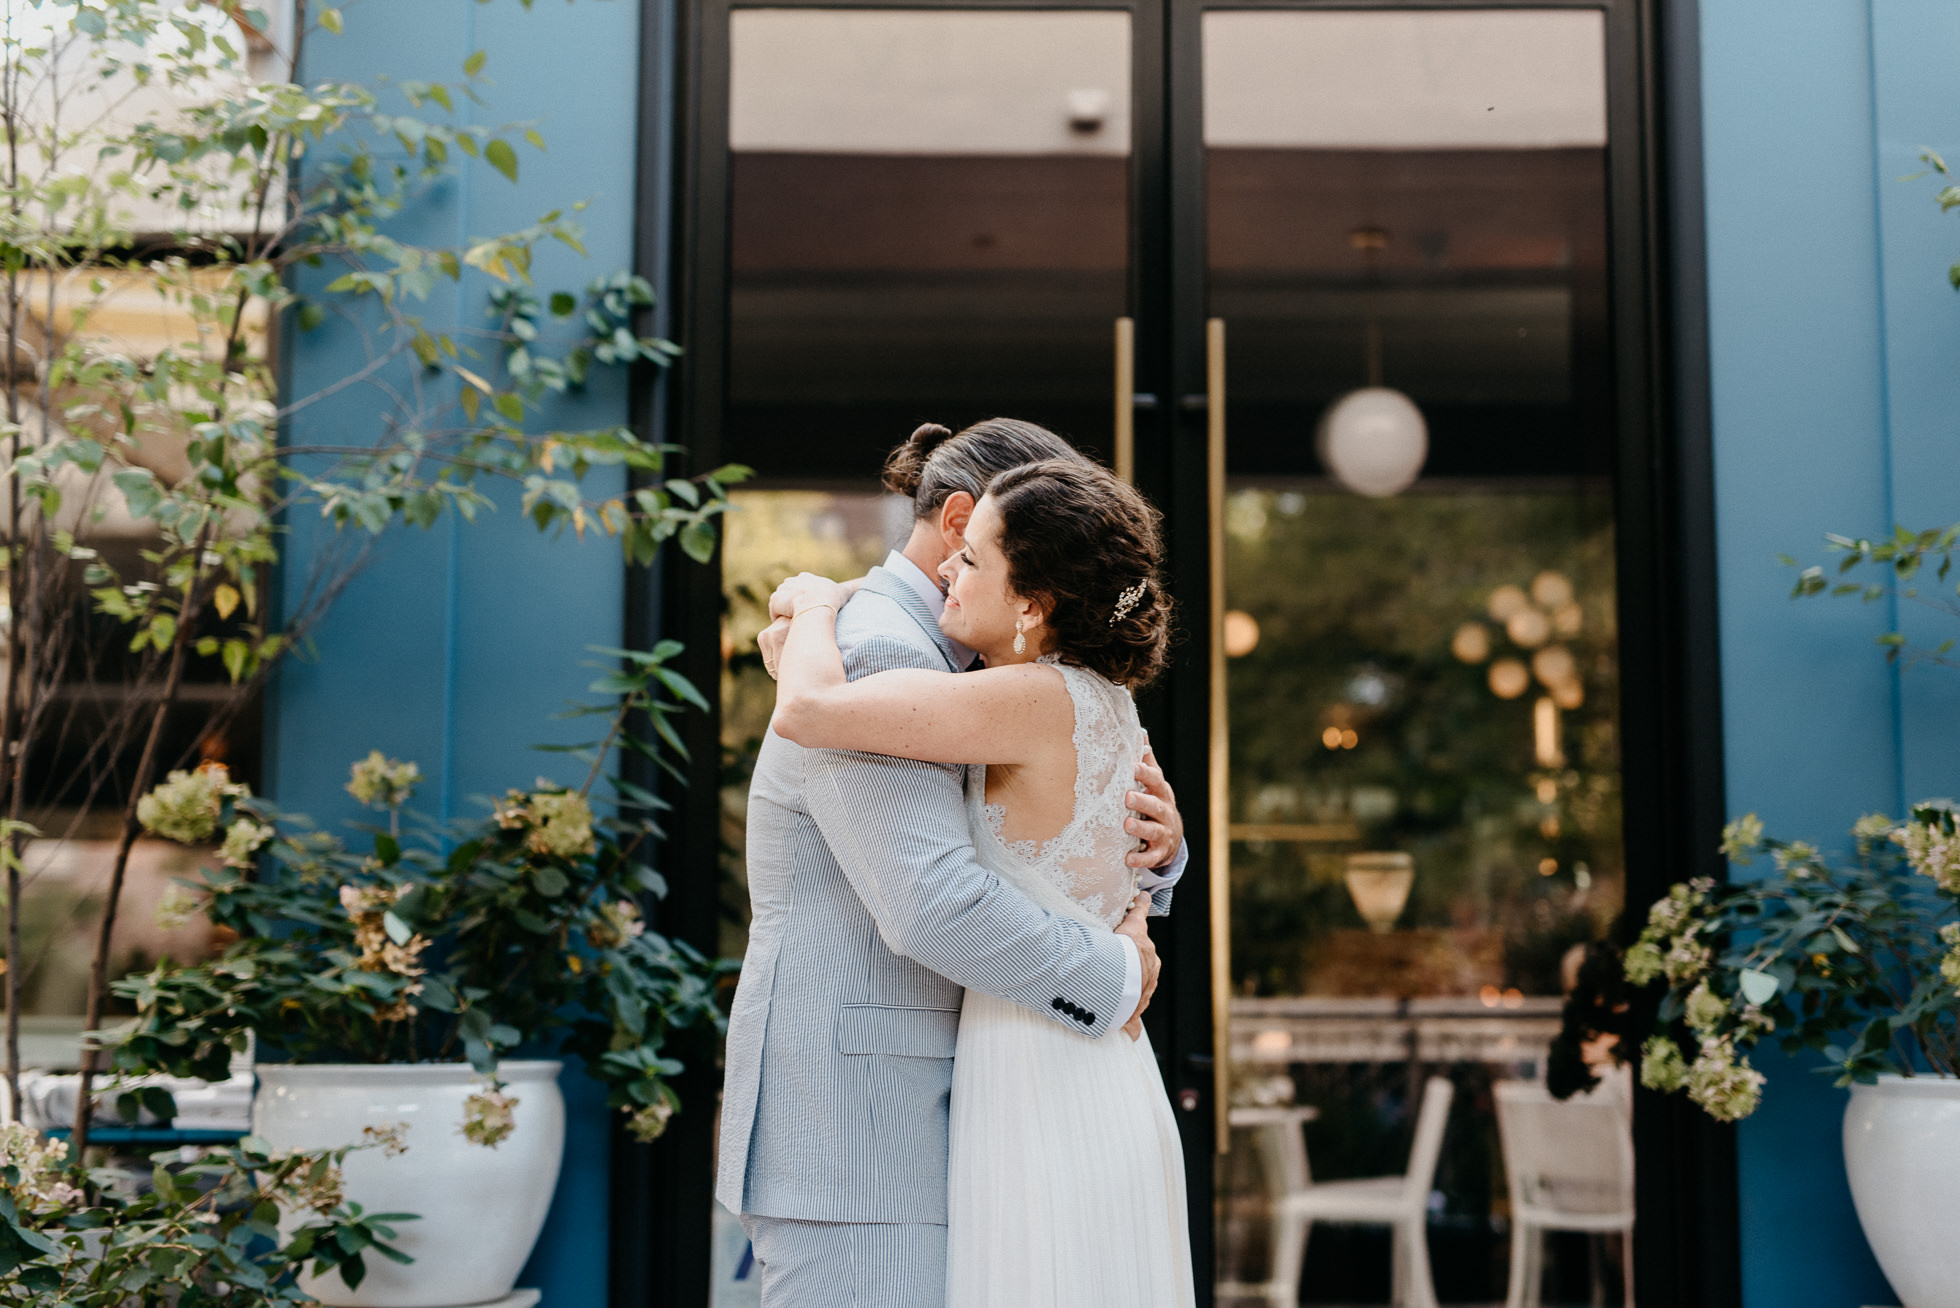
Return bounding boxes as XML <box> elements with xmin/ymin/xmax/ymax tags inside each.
<box><xmin>1494</xmin><ymin>1075</ymin><xmax>1635</xmax><ymax>1308</ymax></box>
<box><xmin>1265</xmin><ymin>1076</ymin><xmax>1454</xmax><ymax>1308</ymax></box>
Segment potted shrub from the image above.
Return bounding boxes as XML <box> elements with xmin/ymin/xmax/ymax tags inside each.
<box><xmin>1608</xmin><ymin>804</ymin><xmax>1960</xmax><ymax>1308</ymax></box>
<box><xmin>1561</xmin><ymin>524</ymin><xmax>1960</xmax><ymax>1308</ymax></box>
<box><xmin>106</xmin><ymin>647</ymin><xmax>731</xmax><ymax>1308</ymax></box>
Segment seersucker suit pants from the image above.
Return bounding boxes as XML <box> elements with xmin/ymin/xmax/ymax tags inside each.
<box><xmin>738</xmin><ymin>1214</ymin><xmax>947</xmax><ymax>1308</ymax></box>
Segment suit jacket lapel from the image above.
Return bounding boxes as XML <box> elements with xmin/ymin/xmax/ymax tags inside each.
<box><xmin>859</xmin><ymin>567</ymin><xmax>962</xmax><ymax>673</ymax></box>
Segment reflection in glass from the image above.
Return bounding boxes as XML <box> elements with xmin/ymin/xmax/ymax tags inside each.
<box><xmin>727</xmin><ymin>10</ymin><xmax>1132</xmax><ymax>479</ymax></box>
<box><xmin>1205</xmin><ymin>11</ymin><xmax>1624</xmax><ymax>1304</ymax></box>
<box><xmin>1225</xmin><ymin>487</ymin><xmax>1622</xmax><ymax>1002</ymax></box>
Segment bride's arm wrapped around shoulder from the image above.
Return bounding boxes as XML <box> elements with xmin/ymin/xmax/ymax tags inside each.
<box><xmin>768</xmin><ymin>573</ymin><xmax>1066</xmax><ymax>768</ymax></box>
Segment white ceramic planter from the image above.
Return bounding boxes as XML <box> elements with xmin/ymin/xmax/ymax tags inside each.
<box><xmin>254</xmin><ymin>1061</ymin><xmax>565</xmax><ymax>1308</ymax></box>
<box><xmin>1843</xmin><ymin>1073</ymin><xmax>1960</xmax><ymax>1308</ymax></box>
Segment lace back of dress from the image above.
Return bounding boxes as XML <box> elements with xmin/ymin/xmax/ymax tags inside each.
<box><xmin>971</xmin><ymin>659</ymin><xmax>1147</xmax><ymax>930</ymax></box>
<box><xmin>1037</xmin><ymin>660</ymin><xmax>1146</xmax><ymax>929</ymax></box>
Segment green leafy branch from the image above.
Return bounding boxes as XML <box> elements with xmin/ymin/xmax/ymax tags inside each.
<box><xmin>1784</xmin><ymin>522</ymin><xmax>1960</xmax><ymax>668</ymax></box>
<box><xmin>0</xmin><ymin>1127</ymin><xmax>413</xmax><ymax>1304</ymax></box>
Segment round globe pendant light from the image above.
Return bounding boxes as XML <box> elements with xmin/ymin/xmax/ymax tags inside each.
<box><xmin>1315</xmin><ymin>386</ymin><xmax>1428</xmax><ymax>498</ymax></box>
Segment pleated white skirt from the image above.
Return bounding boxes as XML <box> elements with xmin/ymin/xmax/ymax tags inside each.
<box><xmin>945</xmin><ymin>988</ymin><xmax>1197</xmax><ymax>1308</ymax></box>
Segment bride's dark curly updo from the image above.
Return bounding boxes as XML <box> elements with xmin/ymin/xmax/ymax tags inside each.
<box><xmin>985</xmin><ymin>459</ymin><xmax>1172</xmax><ymax>688</ymax></box>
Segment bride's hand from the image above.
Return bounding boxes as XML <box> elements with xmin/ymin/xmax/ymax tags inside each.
<box><xmin>1123</xmin><ymin>1015</ymin><xmax>1143</xmax><ymax>1042</ymax></box>
<box><xmin>768</xmin><ymin>572</ymin><xmax>850</xmax><ymax>622</ymax></box>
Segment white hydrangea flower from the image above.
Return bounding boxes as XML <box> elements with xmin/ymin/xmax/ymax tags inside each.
<box><xmin>361</xmin><ymin>1121</ymin><xmax>412</xmax><ymax>1158</ymax></box>
<box><xmin>1623</xmin><ymin>938</ymin><xmax>1665</xmax><ymax>986</ymax></box>
<box><xmin>0</xmin><ymin>1121</ymin><xmax>78</xmax><ymax>1210</ymax></box>
<box><xmin>1939</xmin><ymin>922</ymin><xmax>1960</xmax><ymax>996</ymax></box>
<box><xmin>1851</xmin><ymin>812</ymin><xmax>1895</xmax><ymax>850</ymax></box>
<box><xmin>1720</xmin><ymin>813</ymin><xmax>1764</xmax><ymax>864</ymax></box>
<box><xmin>1646</xmin><ymin>883</ymin><xmax>1697</xmax><ymax>937</ymax></box>
<box><xmin>1685</xmin><ymin>1036</ymin><xmax>1764</xmax><ymax>1121</ymax></box>
<box><xmin>1684</xmin><ymin>980</ymin><xmax>1729</xmax><ymax>1037</ymax></box>
<box><xmin>587</xmin><ymin>899</ymin><xmax>646</xmax><ymax>950</ymax></box>
<box><xmin>1894</xmin><ymin>818</ymin><xmax>1960</xmax><ymax>894</ymax></box>
<box><xmin>1626</xmin><ymin>880</ymin><xmax>1715</xmax><ymax>987</ymax></box>
<box><xmin>339</xmin><ymin>883</ymin><xmax>428</xmax><ymax>1021</ymax></box>
<box><xmin>626</xmin><ymin>1099</ymin><xmax>674</xmax><ymax>1143</ymax></box>
<box><xmin>461</xmin><ymin>1087</ymin><xmax>520</xmax><ymax>1148</ymax></box>
<box><xmin>526</xmin><ymin>790</ymin><xmax>596</xmax><ymax>861</ymax></box>
<box><xmin>136</xmin><ymin>762</ymin><xmax>247</xmax><ymax>844</ymax></box>
<box><xmin>1639</xmin><ymin>1035</ymin><xmax>1689</xmax><ymax>1092</ymax></box>
<box><xmin>624</xmin><ymin>1084</ymin><xmax>680</xmax><ymax>1143</ymax></box>
<box><xmin>220</xmin><ymin>817</ymin><xmax>272</xmax><ymax>868</ymax></box>
<box><xmin>346</xmin><ymin>751</ymin><xmax>423</xmax><ymax>810</ymax></box>
<box><xmin>153</xmin><ymin>884</ymin><xmax>201</xmax><ymax>931</ymax></box>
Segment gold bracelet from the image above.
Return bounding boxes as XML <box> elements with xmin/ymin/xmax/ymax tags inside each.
<box><xmin>793</xmin><ymin>603</ymin><xmax>837</xmax><ymax>620</ymax></box>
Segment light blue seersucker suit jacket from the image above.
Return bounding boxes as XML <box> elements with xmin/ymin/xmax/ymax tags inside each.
<box><xmin>717</xmin><ymin>565</ymin><xmax>1162</xmax><ymax>1225</ymax></box>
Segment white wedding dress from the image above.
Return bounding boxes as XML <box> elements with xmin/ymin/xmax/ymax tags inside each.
<box><xmin>945</xmin><ymin>657</ymin><xmax>1197</xmax><ymax>1308</ymax></box>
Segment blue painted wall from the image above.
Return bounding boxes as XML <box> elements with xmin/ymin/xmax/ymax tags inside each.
<box><xmin>1703</xmin><ymin>1</ymin><xmax>1960</xmax><ymax>1303</ymax></box>
<box><xmin>278</xmin><ymin>2</ymin><xmax>646</xmax><ymax>1302</ymax></box>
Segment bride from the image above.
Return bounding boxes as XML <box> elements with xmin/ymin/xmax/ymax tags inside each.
<box><xmin>767</xmin><ymin>457</ymin><xmax>1196</xmax><ymax>1308</ymax></box>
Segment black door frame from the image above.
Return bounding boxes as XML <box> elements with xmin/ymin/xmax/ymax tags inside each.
<box><xmin>623</xmin><ymin>1</ymin><xmax>1738</xmax><ymax>1303</ymax></box>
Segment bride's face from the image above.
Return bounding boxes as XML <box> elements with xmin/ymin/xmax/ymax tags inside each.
<box><xmin>937</xmin><ymin>495</ymin><xmax>1040</xmax><ymax>658</ymax></box>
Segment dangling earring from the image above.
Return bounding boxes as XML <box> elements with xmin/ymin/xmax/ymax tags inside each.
<box><xmin>1013</xmin><ymin>619</ymin><xmax>1027</xmax><ymax>656</ymax></box>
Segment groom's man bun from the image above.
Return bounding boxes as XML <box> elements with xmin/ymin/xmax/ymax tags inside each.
<box><xmin>881</xmin><ymin>418</ymin><xmax>1084</xmax><ymax>519</ymax></box>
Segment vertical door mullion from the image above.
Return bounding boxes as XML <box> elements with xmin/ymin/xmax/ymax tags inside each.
<box><xmin>1159</xmin><ymin>3</ymin><xmax>1220</xmax><ymax>1301</ymax></box>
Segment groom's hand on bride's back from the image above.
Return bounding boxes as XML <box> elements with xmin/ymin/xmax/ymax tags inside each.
<box><xmin>1125</xmin><ymin>744</ymin><xmax>1184</xmax><ymax>869</ymax></box>
<box><xmin>1116</xmin><ymin>892</ymin><xmax>1158</xmax><ymax>1040</ymax></box>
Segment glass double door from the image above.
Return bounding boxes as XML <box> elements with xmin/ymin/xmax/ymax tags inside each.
<box><xmin>703</xmin><ymin>4</ymin><xmax>1638</xmax><ymax>1304</ymax></box>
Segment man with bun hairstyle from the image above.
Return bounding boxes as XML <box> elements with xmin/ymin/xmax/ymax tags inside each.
<box><xmin>718</xmin><ymin>419</ymin><xmax>1188</xmax><ymax>1306</ymax></box>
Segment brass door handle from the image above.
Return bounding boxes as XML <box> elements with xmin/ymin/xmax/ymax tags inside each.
<box><xmin>1205</xmin><ymin>317</ymin><xmax>1230</xmax><ymax>1153</ymax></box>
<box><xmin>1114</xmin><ymin>317</ymin><xmax>1136</xmax><ymax>483</ymax></box>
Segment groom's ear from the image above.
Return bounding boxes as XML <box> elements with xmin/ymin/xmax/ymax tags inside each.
<box><xmin>936</xmin><ymin>491</ymin><xmax>976</xmax><ymax>550</ymax></box>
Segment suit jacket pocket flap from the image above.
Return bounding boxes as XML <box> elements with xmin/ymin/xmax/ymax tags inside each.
<box><xmin>836</xmin><ymin>1004</ymin><xmax>960</xmax><ymax>1058</ymax></box>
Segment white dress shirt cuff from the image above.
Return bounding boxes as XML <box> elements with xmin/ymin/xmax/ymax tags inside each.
<box><xmin>1115</xmin><ymin>934</ymin><xmax>1142</xmax><ymax>1026</ymax></box>
<box><xmin>1138</xmin><ymin>840</ymin><xmax>1188</xmax><ymax>892</ymax></box>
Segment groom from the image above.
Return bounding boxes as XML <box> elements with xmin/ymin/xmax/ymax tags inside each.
<box><xmin>718</xmin><ymin>419</ymin><xmax>1187</xmax><ymax>1308</ymax></box>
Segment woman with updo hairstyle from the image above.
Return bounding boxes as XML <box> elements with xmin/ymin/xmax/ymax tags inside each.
<box><xmin>766</xmin><ymin>445</ymin><xmax>1195</xmax><ymax>1308</ymax></box>
<box><xmin>983</xmin><ymin>458</ymin><xmax>1171</xmax><ymax>688</ymax></box>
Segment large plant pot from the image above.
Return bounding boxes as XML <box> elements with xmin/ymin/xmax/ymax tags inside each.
<box><xmin>254</xmin><ymin>1061</ymin><xmax>565</xmax><ymax>1308</ymax></box>
<box><xmin>1843</xmin><ymin>1074</ymin><xmax>1960</xmax><ymax>1308</ymax></box>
